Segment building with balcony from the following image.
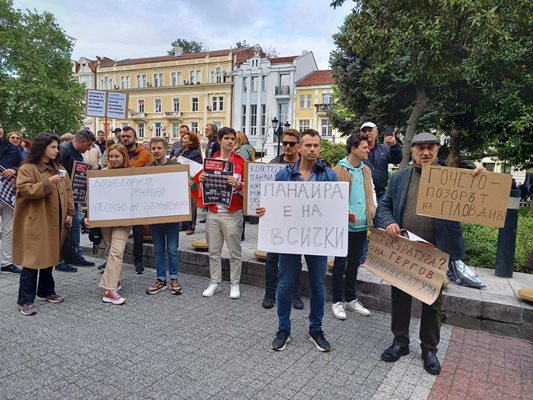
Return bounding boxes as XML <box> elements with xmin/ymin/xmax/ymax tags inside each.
<box><xmin>94</xmin><ymin>46</ymin><xmax>255</xmax><ymax>144</ymax></box>
<box><xmin>294</xmin><ymin>69</ymin><xmax>343</xmax><ymax>143</ymax></box>
<box><xmin>232</xmin><ymin>47</ymin><xmax>317</xmax><ymax>156</ymax></box>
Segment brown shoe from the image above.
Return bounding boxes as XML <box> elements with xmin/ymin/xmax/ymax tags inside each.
<box><xmin>169</xmin><ymin>279</ymin><xmax>182</xmax><ymax>295</ymax></box>
<box><xmin>19</xmin><ymin>303</ymin><xmax>37</xmax><ymax>316</ymax></box>
<box><xmin>146</xmin><ymin>279</ymin><xmax>167</xmax><ymax>295</ymax></box>
<box><xmin>37</xmin><ymin>294</ymin><xmax>64</xmax><ymax>303</ymax></box>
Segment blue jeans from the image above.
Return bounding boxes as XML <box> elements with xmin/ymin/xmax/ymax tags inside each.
<box><xmin>277</xmin><ymin>253</ymin><xmax>327</xmax><ymax>332</ymax></box>
<box><xmin>264</xmin><ymin>252</ymin><xmax>302</xmax><ymax>299</ymax></box>
<box><xmin>151</xmin><ymin>223</ymin><xmax>180</xmax><ymax>280</ymax></box>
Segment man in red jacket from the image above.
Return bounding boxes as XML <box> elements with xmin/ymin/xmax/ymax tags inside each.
<box><xmin>199</xmin><ymin>127</ymin><xmax>245</xmax><ymax>299</ymax></box>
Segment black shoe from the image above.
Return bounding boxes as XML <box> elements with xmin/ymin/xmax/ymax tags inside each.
<box><xmin>0</xmin><ymin>264</ymin><xmax>22</xmax><ymax>274</ymax></box>
<box><xmin>307</xmin><ymin>330</ymin><xmax>331</xmax><ymax>352</ymax></box>
<box><xmin>97</xmin><ymin>262</ymin><xmax>106</xmax><ymax>271</ymax></box>
<box><xmin>73</xmin><ymin>257</ymin><xmax>95</xmax><ymax>267</ymax></box>
<box><xmin>381</xmin><ymin>344</ymin><xmax>410</xmax><ymax>362</ymax></box>
<box><xmin>55</xmin><ymin>263</ymin><xmax>78</xmax><ymax>273</ymax></box>
<box><xmin>292</xmin><ymin>297</ymin><xmax>304</xmax><ymax>310</ymax></box>
<box><xmin>422</xmin><ymin>350</ymin><xmax>441</xmax><ymax>375</ymax></box>
<box><xmin>199</xmin><ymin>218</ymin><xmax>206</xmax><ymax>224</ymax></box>
<box><xmin>271</xmin><ymin>330</ymin><xmax>291</xmax><ymax>351</ymax></box>
<box><xmin>134</xmin><ymin>261</ymin><xmax>144</xmax><ymax>275</ymax></box>
<box><xmin>262</xmin><ymin>295</ymin><xmax>275</xmax><ymax>309</ymax></box>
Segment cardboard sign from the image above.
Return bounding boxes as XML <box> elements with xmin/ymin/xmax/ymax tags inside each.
<box><xmin>416</xmin><ymin>165</ymin><xmax>512</xmax><ymax>228</ymax></box>
<box><xmin>243</xmin><ymin>161</ymin><xmax>286</xmax><ymax>216</ymax></box>
<box><xmin>364</xmin><ymin>228</ymin><xmax>448</xmax><ymax>305</ymax></box>
<box><xmin>71</xmin><ymin>160</ymin><xmax>91</xmax><ymax>204</ymax></box>
<box><xmin>257</xmin><ymin>181</ymin><xmax>349</xmax><ymax>257</ymax></box>
<box><xmin>86</xmin><ymin>90</ymin><xmax>106</xmax><ymax>117</ymax></box>
<box><xmin>106</xmin><ymin>92</ymin><xmax>128</xmax><ymax>119</ymax></box>
<box><xmin>87</xmin><ymin>165</ymin><xmax>191</xmax><ymax>227</ymax></box>
<box><xmin>201</xmin><ymin>159</ymin><xmax>234</xmax><ymax>207</ymax></box>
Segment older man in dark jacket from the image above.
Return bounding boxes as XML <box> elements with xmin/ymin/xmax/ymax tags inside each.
<box><xmin>376</xmin><ymin>132</ymin><xmax>483</xmax><ymax>376</ymax></box>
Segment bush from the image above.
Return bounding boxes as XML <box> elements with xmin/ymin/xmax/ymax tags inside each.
<box><xmin>463</xmin><ymin>209</ymin><xmax>533</xmax><ymax>273</ymax></box>
<box><xmin>319</xmin><ymin>140</ymin><xmax>346</xmax><ymax>167</ymax></box>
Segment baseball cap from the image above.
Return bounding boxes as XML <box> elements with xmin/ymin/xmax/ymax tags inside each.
<box><xmin>360</xmin><ymin>122</ymin><xmax>377</xmax><ymax>131</ymax></box>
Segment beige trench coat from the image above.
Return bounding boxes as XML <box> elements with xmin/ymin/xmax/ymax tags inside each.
<box><xmin>12</xmin><ymin>162</ymin><xmax>75</xmax><ymax>269</ymax></box>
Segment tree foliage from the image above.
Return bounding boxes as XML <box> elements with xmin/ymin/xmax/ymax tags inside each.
<box><xmin>167</xmin><ymin>38</ymin><xmax>205</xmax><ymax>55</ymax></box>
<box><xmin>0</xmin><ymin>0</ymin><xmax>85</xmax><ymax>137</ymax></box>
<box><xmin>330</xmin><ymin>0</ymin><xmax>532</xmax><ymax>169</ymax></box>
<box><xmin>319</xmin><ymin>139</ymin><xmax>346</xmax><ymax>167</ymax></box>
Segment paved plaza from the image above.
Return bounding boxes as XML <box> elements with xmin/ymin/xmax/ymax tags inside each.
<box><xmin>0</xmin><ymin>257</ymin><xmax>531</xmax><ymax>400</ymax></box>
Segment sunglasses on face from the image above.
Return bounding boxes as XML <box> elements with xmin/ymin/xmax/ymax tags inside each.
<box><xmin>282</xmin><ymin>141</ymin><xmax>298</xmax><ymax>147</ymax></box>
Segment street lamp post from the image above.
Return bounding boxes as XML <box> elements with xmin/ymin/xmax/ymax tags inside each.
<box><xmin>272</xmin><ymin>117</ymin><xmax>291</xmax><ymax>157</ymax></box>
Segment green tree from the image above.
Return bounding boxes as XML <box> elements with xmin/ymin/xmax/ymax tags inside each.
<box><xmin>235</xmin><ymin>40</ymin><xmax>248</xmax><ymax>48</ymax></box>
<box><xmin>319</xmin><ymin>139</ymin><xmax>346</xmax><ymax>167</ymax></box>
<box><xmin>0</xmin><ymin>0</ymin><xmax>85</xmax><ymax>136</ymax></box>
<box><xmin>330</xmin><ymin>0</ymin><xmax>532</xmax><ymax>168</ymax></box>
<box><xmin>167</xmin><ymin>38</ymin><xmax>205</xmax><ymax>55</ymax></box>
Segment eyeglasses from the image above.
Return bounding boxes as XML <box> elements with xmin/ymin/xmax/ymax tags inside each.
<box><xmin>282</xmin><ymin>141</ymin><xmax>298</xmax><ymax>147</ymax></box>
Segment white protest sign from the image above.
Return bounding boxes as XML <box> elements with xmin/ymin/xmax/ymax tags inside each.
<box><xmin>257</xmin><ymin>181</ymin><xmax>349</xmax><ymax>257</ymax></box>
<box><xmin>177</xmin><ymin>156</ymin><xmax>203</xmax><ymax>177</ymax></box>
<box><xmin>87</xmin><ymin>165</ymin><xmax>191</xmax><ymax>228</ymax></box>
<box><xmin>106</xmin><ymin>91</ymin><xmax>128</xmax><ymax>119</ymax></box>
<box><xmin>243</xmin><ymin>162</ymin><xmax>286</xmax><ymax>216</ymax></box>
<box><xmin>86</xmin><ymin>90</ymin><xmax>106</xmax><ymax>117</ymax></box>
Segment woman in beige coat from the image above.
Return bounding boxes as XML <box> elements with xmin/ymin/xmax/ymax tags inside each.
<box><xmin>13</xmin><ymin>133</ymin><xmax>75</xmax><ymax>316</ymax></box>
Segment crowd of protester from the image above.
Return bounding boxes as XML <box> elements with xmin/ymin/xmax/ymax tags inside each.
<box><xmin>0</xmin><ymin>121</ymin><xmax>499</xmax><ymax>376</ymax></box>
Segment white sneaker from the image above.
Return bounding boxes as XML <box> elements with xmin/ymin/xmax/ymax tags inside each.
<box><xmin>202</xmin><ymin>283</ymin><xmax>221</xmax><ymax>297</ymax></box>
<box><xmin>332</xmin><ymin>302</ymin><xmax>347</xmax><ymax>320</ymax></box>
<box><xmin>345</xmin><ymin>299</ymin><xmax>371</xmax><ymax>316</ymax></box>
<box><xmin>230</xmin><ymin>284</ymin><xmax>240</xmax><ymax>299</ymax></box>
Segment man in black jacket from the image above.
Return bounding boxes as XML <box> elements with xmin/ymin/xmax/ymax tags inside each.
<box><xmin>56</xmin><ymin>130</ymin><xmax>96</xmax><ymax>272</ymax></box>
<box><xmin>0</xmin><ymin>125</ymin><xmax>22</xmax><ymax>273</ymax></box>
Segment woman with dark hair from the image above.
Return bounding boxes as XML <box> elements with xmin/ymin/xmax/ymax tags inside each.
<box><xmin>86</xmin><ymin>144</ymin><xmax>131</xmax><ymax>305</ymax></box>
<box><xmin>13</xmin><ymin>133</ymin><xmax>75</xmax><ymax>316</ymax></box>
<box><xmin>180</xmin><ymin>132</ymin><xmax>203</xmax><ymax>234</ymax></box>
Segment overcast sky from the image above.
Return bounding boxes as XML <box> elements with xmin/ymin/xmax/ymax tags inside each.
<box><xmin>13</xmin><ymin>0</ymin><xmax>353</xmax><ymax>69</ymax></box>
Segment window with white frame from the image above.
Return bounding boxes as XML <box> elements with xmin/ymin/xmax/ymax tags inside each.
<box><xmin>251</xmin><ymin>76</ymin><xmax>258</xmax><ymax>92</ymax></box>
<box><xmin>262</xmin><ymin>76</ymin><xmax>267</xmax><ymax>91</ymax></box>
<box><xmin>173</xmin><ymin>98</ymin><xmax>180</xmax><ymax>112</ymax></box>
<box><xmin>195</xmin><ymin>70</ymin><xmax>201</xmax><ymax>84</ymax></box>
<box><xmin>176</xmin><ymin>71</ymin><xmax>182</xmax><ymax>85</ymax></box>
<box><xmin>321</xmin><ymin>119</ymin><xmax>332</xmax><ymax>136</ymax></box>
<box><xmin>299</xmin><ymin>119</ymin><xmax>310</xmax><ymax>132</ymax></box>
<box><xmin>261</xmin><ymin>105</ymin><xmax>266</xmax><ymax>135</ymax></box>
<box><xmin>241</xmin><ymin>105</ymin><xmax>246</xmax><ymax>133</ymax></box>
<box><xmin>154</xmin><ymin>72</ymin><xmax>163</xmax><ymax>87</ymax></box>
<box><xmin>279</xmin><ymin>103</ymin><xmax>289</xmax><ymax>125</ymax></box>
<box><xmin>155</xmin><ymin>122</ymin><xmax>162</xmax><ymax>137</ymax></box>
<box><xmin>191</xmin><ymin>122</ymin><xmax>198</xmax><ymax>133</ymax></box>
<box><xmin>136</xmin><ymin>74</ymin><xmax>146</xmax><ymax>88</ymax></box>
<box><xmin>138</xmin><ymin>99</ymin><xmax>145</xmax><ymax>113</ymax></box>
<box><xmin>215</xmin><ymin>67</ymin><xmax>222</xmax><ymax>83</ymax></box>
<box><xmin>299</xmin><ymin>95</ymin><xmax>305</xmax><ymax>109</ymax></box>
<box><xmin>155</xmin><ymin>99</ymin><xmax>162</xmax><ymax>113</ymax></box>
<box><xmin>243</xmin><ymin>77</ymin><xmax>247</xmax><ymax>92</ymax></box>
<box><xmin>126</xmin><ymin>76</ymin><xmax>130</xmax><ymax>88</ymax></box>
<box><xmin>171</xmin><ymin>72</ymin><xmax>177</xmax><ymax>86</ymax></box>
<box><xmin>192</xmin><ymin>97</ymin><xmax>198</xmax><ymax>112</ymax></box>
<box><xmin>299</xmin><ymin>94</ymin><xmax>311</xmax><ymax>108</ymax></box>
<box><xmin>189</xmin><ymin>71</ymin><xmax>195</xmax><ymax>84</ymax></box>
<box><xmin>172</xmin><ymin>123</ymin><xmax>180</xmax><ymax>138</ymax></box>
<box><xmin>121</xmin><ymin>76</ymin><xmax>126</xmax><ymax>89</ymax></box>
<box><xmin>250</xmin><ymin>104</ymin><xmax>258</xmax><ymax>135</ymax></box>
<box><xmin>212</xmin><ymin>96</ymin><xmax>224</xmax><ymax>111</ymax></box>
<box><xmin>322</xmin><ymin>93</ymin><xmax>333</xmax><ymax>104</ymax></box>
<box><xmin>102</xmin><ymin>76</ymin><xmax>112</xmax><ymax>90</ymax></box>
<box><xmin>138</xmin><ymin>123</ymin><xmax>145</xmax><ymax>138</ymax></box>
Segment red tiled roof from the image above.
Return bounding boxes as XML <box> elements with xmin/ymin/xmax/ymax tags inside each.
<box><xmin>296</xmin><ymin>70</ymin><xmax>335</xmax><ymax>86</ymax></box>
<box><xmin>98</xmin><ymin>48</ymin><xmax>253</xmax><ymax>68</ymax></box>
<box><xmin>268</xmin><ymin>56</ymin><xmax>298</xmax><ymax>64</ymax></box>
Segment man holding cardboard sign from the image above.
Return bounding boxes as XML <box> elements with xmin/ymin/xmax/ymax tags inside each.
<box><xmin>376</xmin><ymin>132</ymin><xmax>485</xmax><ymax>375</ymax></box>
<box><xmin>256</xmin><ymin>129</ymin><xmax>339</xmax><ymax>352</ymax></box>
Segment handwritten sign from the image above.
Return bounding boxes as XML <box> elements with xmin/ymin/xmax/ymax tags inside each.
<box><xmin>257</xmin><ymin>181</ymin><xmax>349</xmax><ymax>257</ymax></box>
<box><xmin>86</xmin><ymin>90</ymin><xmax>106</xmax><ymax>117</ymax></box>
<box><xmin>87</xmin><ymin>165</ymin><xmax>191</xmax><ymax>228</ymax></box>
<box><xmin>106</xmin><ymin>92</ymin><xmax>128</xmax><ymax>119</ymax></box>
<box><xmin>243</xmin><ymin>161</ymin><xmax>286</xmax><ymax>216</ymax></box>
<box><xmin>416</xmin><ymin>165</ymin><xmax>512</xmax><ymax>228</ymax></box>
<box><xmin>71</xmin><ymin>160</ymin><xmax>90</xmax><ymax>203</ymax></box>
<box><xmin>364</xmin><ymin>228</ymin><xmax>448</xmax><ymax>305</ymax></box>
<box><xmin>0</xmin><ymin>165</ymin><xmax>16</xmax><ymax>209</ymax></box>
<box><xmin>201</xmin><ymin>159</ymin><xmax>234</xmax><ymax>207</ymax></box>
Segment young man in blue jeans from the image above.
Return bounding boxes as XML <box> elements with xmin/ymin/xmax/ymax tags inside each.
<box><xmin>257</xmin><ymin>129</ymin><xmax>338</xmax><ymax>352</ymax></box>
<box><xmin>145</xmin><ymin>138</ymin><xmax>182</xmax><ymax>295</ymax></box>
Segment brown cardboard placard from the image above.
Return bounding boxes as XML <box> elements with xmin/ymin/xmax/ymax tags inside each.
<box><xmin>416</xmin><ymin>165</ymin><xmax>512</xmax><ymax>228</ymax></box>
<box><xmin>87</xmin><ymin>165</ymin><xmax>191</xmax><ymax>228</ymax></box>
<box><xmin>364</xmin><ymin>228</ymin><xmax>448</xmax><ymax>305</ymax></box>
